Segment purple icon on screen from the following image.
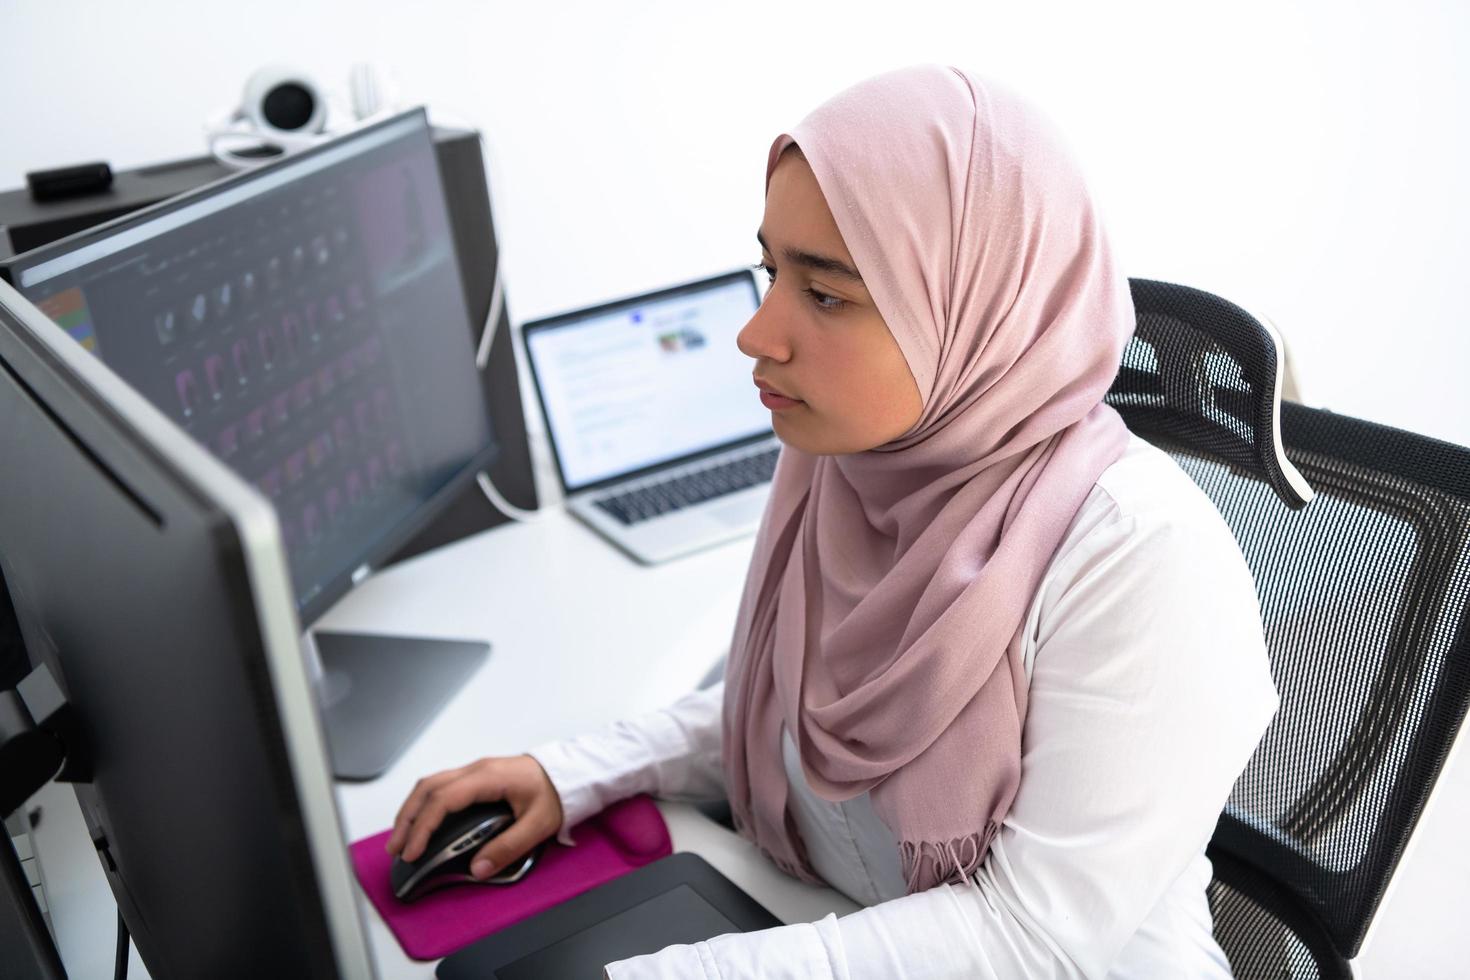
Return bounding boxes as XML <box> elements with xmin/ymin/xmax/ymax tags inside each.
<box><xmin>304</xmin><ymin>302</ymin><xmax>321</xmax><ymax>345</ymax></box>
<box><xmin>232</xmin><ymin>339</ymin><xmax>251</xmax><ymax>385</ymax></box>
<box><xmin>308</xmin><ymin>434</ymin><xmax>330</xmax><ymax>469</ymax></box>
<box><xmin>204</xmin><ymin>355</ymin><xmax>226</xmax><ymax>401</ymax></box>
<box><xmin>243</xmin><ymin>407</ymin><xmax>266</xmax><ymax>443</ymax></box>
<box><xmin>176</xmin><ymin>370</ymin><xmax>200</xmax><ymax>418</ymax></box>
<box><xmin>271</xmin><ymin>393</ymin><xmax>291</xmax><ymax>429</ymax></box>
<box><xmin>281</xmin><ymin>313</ymin><xmax>301</xmax><ymax>358</ymax></box>
<box><xmin>217</xmin><ymin>425</ymin><xmax>239</xmax><ymax>459</ymax></box>
<box><xmin>286</xmin><ymin>450</ymin><xmax>308</xmax><ymax>485</ymax></box>
<box><xmin>293</xmin><ymin>378</ymin><xmax>313</xmax><ymax>413</ymax></box>
<box><xmin>258</xmin><ymin>325</ymin><xmax>278</xmax><ymax>370</ymax></box>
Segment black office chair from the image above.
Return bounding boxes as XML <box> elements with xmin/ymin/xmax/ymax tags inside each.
<box><xmin>1110</xmin><ymin>278</ymin><xmax>1470</xmax><ymax>978</ymax></box>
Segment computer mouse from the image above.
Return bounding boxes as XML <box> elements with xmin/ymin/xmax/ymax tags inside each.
<box><xmin>390</xmin><ymin>800</ymin><xmax>541</xmax><ymax>902</ymax></box>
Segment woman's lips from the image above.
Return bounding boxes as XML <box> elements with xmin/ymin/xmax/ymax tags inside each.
<box><xmin>754</xmin><ymin>377</ymin><xmax>803</xmax><ymax>411</ymax></box>
<box><xmin>759</xmin><ymin>390</ymin><xmax>802</xmax><ymax>410</ymax></box>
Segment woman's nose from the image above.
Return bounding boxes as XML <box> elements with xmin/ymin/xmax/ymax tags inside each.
<box><xmin>736</xmin><ymin>292</ymin><xmax>792</xmax><ymax>362</ymax></box>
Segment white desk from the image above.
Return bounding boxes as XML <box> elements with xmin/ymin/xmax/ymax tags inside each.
<box><xmin>25</xmin><ymin>481</ymin><xmax>1470</xmax><ymax>977</ymax></box>
<box><xmin>29</xmin><ymin>507</ymin><xmax>858</xmax><ymax>979</ymax></box>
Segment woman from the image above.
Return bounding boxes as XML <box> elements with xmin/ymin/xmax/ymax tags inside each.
<box><xmin>388</xmin><ymin>64</ymin><xmax>1278</xmax><ymax>978</ymax></box>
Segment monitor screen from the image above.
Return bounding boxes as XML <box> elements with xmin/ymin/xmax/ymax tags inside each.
<box><xmin>5</xmin><ymin>110</ymin><xmax>494</xmax><ymax>621</ymax></box>
<box><xmin>523</xmin><ymin>272</ymin><xmax>768</xmax><ymax>493</ymax></box>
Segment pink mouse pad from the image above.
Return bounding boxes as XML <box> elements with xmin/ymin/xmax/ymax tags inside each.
<box><xmin>350</xmin><ymin>794</ymin><xmax>672</xmax><ymax>961</ymax></box>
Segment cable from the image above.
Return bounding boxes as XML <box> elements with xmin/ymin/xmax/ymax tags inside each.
<box><xmin>476</xmin><ymin>470</ymin><xmax>540</xmax><ymax>523</ymax></box>
<box><xmin>114</xmin><ymin>908</ymin><xmax>129</xmax><ymax>980</ymax></box>
<box><xmin>474</xmin><ymin>258</ymin><xmax>505</xmax><ymax>372</ymax></box>
<box><xmin>463</xmin><ymin>127</ymin><xmax>544</xmax><ymax>524</ymax></box>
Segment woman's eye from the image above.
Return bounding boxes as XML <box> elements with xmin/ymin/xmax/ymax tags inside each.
<box><xmin>804</xmin><ymin>287</ymin><xmax>845</xmax><ymax>312</ymax></box>
<box><xmin>752</xmin><ymin>261</ymin><xmax>844</xmax><ymax>312</ymax></box>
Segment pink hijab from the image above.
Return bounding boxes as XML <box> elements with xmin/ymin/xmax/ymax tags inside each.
<box><xmin>721</xmin><ymin>65</ymin><xmax>1136</xmax><ymax>893</ymax></box>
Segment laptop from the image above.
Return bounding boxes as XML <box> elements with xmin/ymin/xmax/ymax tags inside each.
<box><xmin>522</xmin><ymin>268</ymin><xmax>779</xmax><ymax>565</ymax></box>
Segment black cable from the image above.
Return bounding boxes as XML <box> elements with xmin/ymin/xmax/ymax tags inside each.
<box><xmin>113</xmin><ymin>908</ymin><xmax>128</xmax><ymax>980</ymax></box>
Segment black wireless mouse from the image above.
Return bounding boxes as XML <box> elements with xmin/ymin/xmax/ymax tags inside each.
<box><xmin>390</xmin><ymin>800</ymin><xmax>541</xmax><ymax>902</ymax></box>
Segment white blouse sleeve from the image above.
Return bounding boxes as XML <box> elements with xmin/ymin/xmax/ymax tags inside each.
<box><xmin>604</xmin><ymin>499</ymin><xmax>1281</xmax><ymax>979</ymax></box>
<box><xmin>527</xmin><ymin>680</ymin><xmax>728</xmax><ymax>846</ymax></box>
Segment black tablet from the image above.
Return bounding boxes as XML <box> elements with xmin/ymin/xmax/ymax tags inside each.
<box><xmin>436</xmin><ymin>852</ymin><xmax>782</xmax><ymax>979</ymax></box>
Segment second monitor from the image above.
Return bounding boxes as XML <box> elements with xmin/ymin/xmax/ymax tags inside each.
<box><xmin>2</xmin><ymin>108</ymin><xmax>496</xmax><ymax>779</ymax></box>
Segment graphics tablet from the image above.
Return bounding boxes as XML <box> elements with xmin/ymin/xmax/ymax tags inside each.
<box><xmin>436</xmin><ymin>852</ymin><xmax>781</xmax><ymax>978</ymax></box>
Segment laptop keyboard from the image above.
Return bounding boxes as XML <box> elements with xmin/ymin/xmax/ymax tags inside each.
<box><xmin>594</xmin><ymin>446</ymin><xmax>780</xmax><ymax>526</ymax></box>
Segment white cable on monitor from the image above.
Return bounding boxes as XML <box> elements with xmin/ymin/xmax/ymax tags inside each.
<box><xmin>467</xmin><ymin>134</ymin><xmax>543</xmax><ymax>524</ymax></box>
<box><xmin>476</xmin><ymin>470</ymin><xmax>540</xmax><ymax>523</ymax></box>
<box><xmin>475</xmin><ymin>266</ymin><xmax>505</xmax><ymax>371</ymax></box>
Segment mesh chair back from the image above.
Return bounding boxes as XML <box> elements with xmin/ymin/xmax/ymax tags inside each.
<box><xmin>1111</xmin><ymin>279</ymin><xmax>1313</xmax><ymax>509</ymax></box>
<box><xmin>1108</xmin><ymin>280</ymin><xmax>1470</xmax><ymax>977</ymax></box>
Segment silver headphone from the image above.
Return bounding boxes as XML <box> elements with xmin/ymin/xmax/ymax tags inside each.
<box><xmin>206</xmin><ymin>63</ymin><xmax>396</xmax><ymax>170</ymax></box>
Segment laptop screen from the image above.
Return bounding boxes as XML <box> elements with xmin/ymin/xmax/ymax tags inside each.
<box><xmin>524</xmin><ymin>271</ymin><xmax>770</xmax><ymax>493</ymax></box>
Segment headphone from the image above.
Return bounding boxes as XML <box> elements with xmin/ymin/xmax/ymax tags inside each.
<box><xmin>206</xmin><ymin>63</ymin><xmax>397</xmax><ymax>170</ymax></box>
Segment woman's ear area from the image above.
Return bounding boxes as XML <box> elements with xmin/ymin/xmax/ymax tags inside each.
<box><xmin>886</xmin><ymin>334</ymin><xmax>926</xmax><ymax>440</ymax></box>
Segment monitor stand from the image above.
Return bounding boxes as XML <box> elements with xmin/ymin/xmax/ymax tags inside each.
<box><xmin>302</xmin><ymin>631</ymin><xmax>489</xmax><ymax>781</ymax></box>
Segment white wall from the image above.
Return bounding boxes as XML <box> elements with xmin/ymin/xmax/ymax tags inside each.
<box><xmin>7</xmin><ymin>4</ymin><xmax>1470</xmax><ymax>974</ymax></box>
<box><xmin>5</xmin><ymin>0</ymin><xmax>1468</xmax><ymax>446</ymax></box>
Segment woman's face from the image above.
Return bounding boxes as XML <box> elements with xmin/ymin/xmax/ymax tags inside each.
<box><xmin>737</xmin><ymin>148</ymin><xmax>923</xmax><ymax>455</ymax></box>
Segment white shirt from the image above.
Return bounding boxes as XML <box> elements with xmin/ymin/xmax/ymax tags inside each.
<box><xmin>529</xmin><ymin>435</ymin><xmax>1279</xmax><ymax>978</ymax></box>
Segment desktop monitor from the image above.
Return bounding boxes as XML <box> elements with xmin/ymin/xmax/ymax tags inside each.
<box><xmin>0</xmin><ymin>278</ymin><xmax>376</xmax><ymax>976</ymax></box>
<box><xmin>0</xmin><ymin>108</ymin><xmax>497</xmax><ymax>779</ymax></box>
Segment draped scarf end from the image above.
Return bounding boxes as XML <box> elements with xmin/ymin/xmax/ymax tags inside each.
<box><xmin>898</xmin><ymin>821</ymin><xmax>1000</xmax><ymax>893</ymax></box>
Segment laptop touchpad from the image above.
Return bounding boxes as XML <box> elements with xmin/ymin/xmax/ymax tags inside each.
<box><xmin>708</xmin><ymin>496</ymin><xmax>764</xmax><ymax>527</ymax></box>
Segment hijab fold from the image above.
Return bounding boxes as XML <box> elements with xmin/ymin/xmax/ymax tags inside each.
<box><xmin>721</xmin><ymin>65</ymin><xmax>1135</xmax><ymax>893</ymax></box>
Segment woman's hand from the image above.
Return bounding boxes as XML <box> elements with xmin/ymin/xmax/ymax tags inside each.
<box><xmin>386</xmin><ymin>754</ymin><xmax>565</xmax><ymax>880</ymax></box>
